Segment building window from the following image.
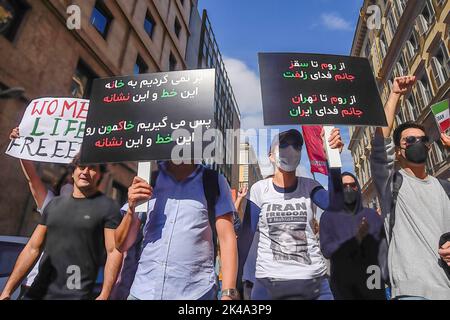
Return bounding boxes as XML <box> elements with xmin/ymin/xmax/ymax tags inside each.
<box><xmin>396</xmin><ymin>56</ymin><xmax>406</xmax><ymax>77</ymax></box>
<box><xmin>415</xmin><ymin>73</ymin><xmax>432</xmax><ymax>110</ymax></box>
<box><xmin>379</xmin><ymin>33</ymin><xmax>388</xmax><ymax>59</ymax></box>
<box><xmin>134</xmin><ymin>55</ymin><xmax>148</xmax><ymax>75</ymax></box>
<box><xmin>388</xmin><ymin>76</ymin><xmax>394</xmax><ymax>91</ymax></box>
<box><xmin>202</xmin><ymin>44</ymin><xmax>208</xmax><ymax>59</ymax></box>
<box><xmin>405</xmin><ymin>30</ymin><xmax>418</xmax><ymax>61</ymax></box>
<box><xmin>394</xmin><ymin>0</ymin><xmax>407</xmax><ymax>16</ymax></box>
<box><xmin>430</xmin><ymin>43</ymin><xmax>450</xmax><ymax>89</ymax></box>
<box><xmin>432</xmin><ymin>144</ymin><xmax>445</xmax><ymax>164</ymax></box>
<box><xmin>428</xmin><ymin>144</ymin><xmax>445</xmax><ymax>172</ymax></box>
<box><xmin>71</xmin><ymin>60</ymin><xmax>97</xmax><ymax>99</ymax></box>
<box><xmin>0</xmin><ymin>0</ymin><xmax>30</xmax><ymax>42</ymax></box>
<box><xmin>416</xmin><ymin>0</ymin><xmax>435</xmax><ymax>36</ymax></box>
<box><xmin>169</xmin><ymin>53</ymin><xmax>177</xmax><ymax>71</ymax></box>
<box><xmin>363</xmin><ymin>131</ymin><xmax>369</xmax><ymax>146</ymax></box>
<box><xmin>386</xmin><ymin>10</ymin><xmax>398</xmax><ymax>41</ymax></box>
<box><xmin>174</xmin><ymin>17</ymin><xmax>181</xmax><ymax>38</ymax></box>
<box><xmin>405</xmin><ymin>94</ymin><xmax>419</xmax><ymax>120</ymax></box>
<box><xmin>396</xmin><ymin>111</ymin><xmax>405</xmax><ymax>126</ymax></box>
<box><xmin>144</xmin><ymin>11</ymin><xmax>155</xmax><ymax>38</ymax></box>
<box><xmin>90</xmin><ymin>0</ymin><xmax>113</xmax><ymax>39</ymax></box>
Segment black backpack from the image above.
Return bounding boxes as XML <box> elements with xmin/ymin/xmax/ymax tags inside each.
<box><xmin>381</xmin><ymin>171</ymin><xmax>450</xmax><ymax>284</ymax></box>
<box><xmin>150</xmin><ymin>167</ymin><xmax>241</xmax><ymax>260</ymax></box>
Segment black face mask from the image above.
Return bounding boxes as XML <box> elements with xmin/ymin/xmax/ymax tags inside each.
<box><xmin>403</xmin><ymin>142</ymin><xmax>429</xmax><ymax>164</ymax></box>
<box><xmin>343</xmin><ymin>187</ymin><xmax>357</xmax><ymax>206</ymax></box>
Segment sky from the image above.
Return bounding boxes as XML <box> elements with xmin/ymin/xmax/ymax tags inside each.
<box><xmin>198</xmin><ymin>0</ymin><xmax>364</xmax><ymax>187</ymax></box>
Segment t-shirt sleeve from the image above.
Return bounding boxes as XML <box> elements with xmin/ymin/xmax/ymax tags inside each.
<box><xmin>308</xmin><ymin>177</ymin><xmax>322</xmax><ymax>192</ymax></box>
<box><xmin>104</xmin><ymin>201</ymin><xmax>123</xmax><ymax>229</ymax></box>
<box><xmin>37</xmin><ymin>190</ymin><xmax>55</xmax><ymax>215</ymax></box>
<box><xmin>311</xmin><ymin>187</ymin><xmax>327</xmax><ymax>210</ymax></box>
<box><xmin>214</xmin><ymin>174</ymin><xmax>237</xmax><ymax>218</ymax></box>
<box><xmin>39</xmin><ymin>199</ymin><xmax>56</xmax><ymax>226</ymax></box>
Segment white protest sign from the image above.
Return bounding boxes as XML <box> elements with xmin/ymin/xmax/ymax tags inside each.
<box><xmin>6</xmin><ymin>97</ymin><xmax>89</xmax><ymax>163</ymax></box>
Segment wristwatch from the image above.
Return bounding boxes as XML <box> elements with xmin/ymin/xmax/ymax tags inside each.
<box><xmin>221</xmin><ymin>288</ymin><xmax>240</xmax><ymax>300</ymax></box>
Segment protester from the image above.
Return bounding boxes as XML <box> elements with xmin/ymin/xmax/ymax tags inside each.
<box><xmin>238</xmin><ymin>128</ymin><xmax>344</xmax><ymax>300</ymax></box>
<box><xmin>370</xmin><ymin>75</ymin><xmax>450</xmax><ymax>300</ymax></box>
<box><xmin>320</xmin><ymin>169</ymin><xmax>385</xmax><ymax>300</ymax></box>
<box><xmin>0</xmin><ymin>154</ymin><xmax>123</xmax><ymax>300</ymax></box>
<box><xmin>8</xmin><ymin>127</ymin><xmax>74</xmax><ymax>298</ymax></box>
<box><xmin>114</xmin><ymin>161</ymin><xmax>239</xmax><ymax>300</ymax></box>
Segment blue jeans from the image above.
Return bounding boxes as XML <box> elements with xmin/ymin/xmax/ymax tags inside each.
<box><xmin>251</xmin><ymin>276</ymin><xmax>334</xmax><ymax>300</ymax></box>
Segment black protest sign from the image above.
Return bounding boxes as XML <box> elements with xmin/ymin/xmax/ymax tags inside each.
<box><xmin>80</xmin><ymin>69</ymin><xmax>215</xmax><ymax>164</ymax></box>
<box><xmin>258</xmin><ymin>53</ymin><xmax>387</xmax><ymax>126</ymax></box>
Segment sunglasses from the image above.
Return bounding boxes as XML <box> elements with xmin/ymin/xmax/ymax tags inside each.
<box><xmin>343</xmin><ymin>182</ymin><xmax>358</xmax><ymax>190</ymax></box>
<box><xmin>402</xmin><ymin>135</ymin><xmax>430</xmax><ymax>146</ymax></box>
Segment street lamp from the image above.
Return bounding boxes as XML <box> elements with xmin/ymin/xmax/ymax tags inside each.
<box><xmin>0</xmin><ymin>87</ymin><xmax>25</xmax><ymax>99</ymax></box>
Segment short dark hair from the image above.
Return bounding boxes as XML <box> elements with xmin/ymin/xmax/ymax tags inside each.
<box><xmin>393</xmin><ymin>121</ymin><xmax>426</xmax><ymax>147</ymax></box>
<box><xmin>70</xmin><ymin>153</ymin><xmax>106</xmax><ymax>173</ymax></box>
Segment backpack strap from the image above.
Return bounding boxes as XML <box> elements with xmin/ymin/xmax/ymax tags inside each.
<box><xmin>389</xmin><ymin>171</ymin><xmax>403</xmax><ymax>244</ymax></box>
<box><xmin>203</xmin><ymin>168</ymin><xmax>220</xmax><ymax>259</ymax></box>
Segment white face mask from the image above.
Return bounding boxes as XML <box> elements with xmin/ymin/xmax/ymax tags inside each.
<box><xmin>60</xmin><ymin>183</ymin><xmax>74</xmax><ymax>196</ymax></box>
<box><xmin>274</xmin><ymin>145</ymin><xmax>301</xmax><ymax>172</ymax></box>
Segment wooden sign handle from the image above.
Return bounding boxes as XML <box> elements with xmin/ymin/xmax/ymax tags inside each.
<box><xmin>135</xmin><ymin>161</ymin><xmax>152</xmax><ymax>212</ymax></box>
<box><xmin>323</xmin><ymin>125</ymin><xmax>342</xmax><ymax>169</ymax></box>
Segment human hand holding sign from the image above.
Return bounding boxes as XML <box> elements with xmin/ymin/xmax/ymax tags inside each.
<box><xmin>128</xmin><ymin>176</ymin><xmax>153</xmax><ymax>212</ymax></box>
<box><xmin>10</xmin><ymin>127</ymin><xmax>20</xmax><ymax>140</ymax></box>
<box><xmin>115</xmin><ymin>176</ymin><xmax>153</xmax><ymax>253</ymax></box>
<box><xmin>321</xmin><ymin>127</ymin><xmax>344</xmax><ymax>154</ymax></box>
<box><xmin>320</xmin><ymin>127</ymin><xmax>344</xmax><ymax>168</ymax></box>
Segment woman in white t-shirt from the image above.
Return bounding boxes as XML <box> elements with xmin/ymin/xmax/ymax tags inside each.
<box><xmin>237</xmin><ymin>128</ymin><xmax>343</xmax><ymax>300</ymax></box>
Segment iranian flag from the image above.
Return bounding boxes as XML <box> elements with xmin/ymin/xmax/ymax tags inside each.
<box><xmin>431</xmin><ymin>99</ymin><xmax>449</xmax><ymax>133</ymax></box>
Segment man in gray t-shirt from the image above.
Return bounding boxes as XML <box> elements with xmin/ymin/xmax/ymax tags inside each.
<box><xmin>0</xmin><ymin>156</ymin><xmax>123</xmax><ymax>300</ymax></box>
<box><xmin>370</xmin><ymin>75</ymin><xmax>450</xmax><ymax>300</ymax></box>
